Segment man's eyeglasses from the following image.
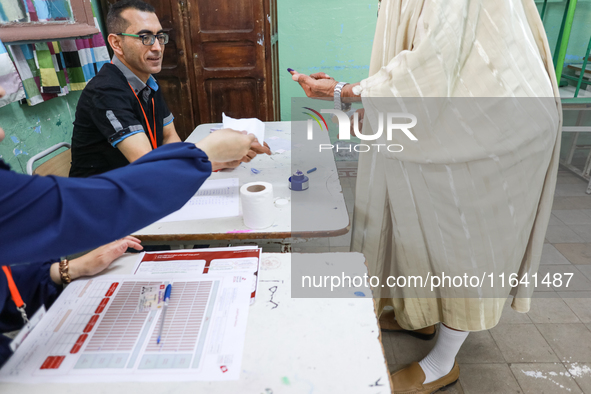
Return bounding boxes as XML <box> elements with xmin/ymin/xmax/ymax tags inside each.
<box><xmin>116</xmin><ymin>33</ymin><xmax>169</xmax><ymax>46</ymax></box>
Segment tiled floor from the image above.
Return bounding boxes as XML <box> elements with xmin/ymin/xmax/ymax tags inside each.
<box><xmin>297</xmin><ymin>163</ymin><xmax>591</xmax><ymax>394</ymax></box>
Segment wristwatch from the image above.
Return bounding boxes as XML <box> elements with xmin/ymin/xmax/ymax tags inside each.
<box><xmin>334</xmin><ymin>81</ymin><xmax>351</xmax><ymax>112</ymax></box>
<box><xmin>59</xmin><ymin>259</ymin><xmax>71</xmax><ymax>284</ymax></box>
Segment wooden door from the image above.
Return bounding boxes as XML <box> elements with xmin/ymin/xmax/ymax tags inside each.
<box><xmin>187</xmin><ymin>0</ymin><xmax>279</xmax><ymax>123</ymax></box>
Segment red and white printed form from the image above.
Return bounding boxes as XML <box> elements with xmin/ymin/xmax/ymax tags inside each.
<box><xmin>131</xmin><ymin>246</ymin><xmax>262</xmax><ymax>304</ymax></box>
<box><xmin>0</xmin><ymin>271</ymin><xmax>252</xmax><ymax>383</ymax></box>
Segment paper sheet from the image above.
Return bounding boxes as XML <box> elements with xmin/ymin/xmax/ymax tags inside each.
<box><xmin>131</xmin><ymin>247</ymin><xmax>261</xmax><ymax>304</ymax></box>
<box><xmin>222</xmin><ymin>113</ymin><xmax>265</xmax><ymax>143</ymax></box>
<box><xmin>0</xmin><ymin>274</ymin><xmax>252</xmax><ymax>383</ymax></box>
<box><xmin>157</xmin><ymin>178</ymin><xmax>239</xmax><ymax>223</ymax></box>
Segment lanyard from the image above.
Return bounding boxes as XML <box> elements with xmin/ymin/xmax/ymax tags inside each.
<box><xmin>2</xmin><ymin>266</ymin><xmax>29</xmax><ymax>324</ymax></box>
<box><xmin>128</xmin><ymin>83</ymin><xmax>157</xmax><ymax>150</ymax></box>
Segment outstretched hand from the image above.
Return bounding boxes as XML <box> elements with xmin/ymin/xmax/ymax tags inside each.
<box><xmin>211</xmin><ymin>141</ymin><xmax>272</xmax><ymax>171</ymax></box>
<box><xmin>289</xmin><ymin>70</ymin><xmax>338</xmax><ymax>98</ymax></box>
<box><xmin>195</xmin><ymin>128</ymin><xmax>271</xmax><ymax>164</ymax></box>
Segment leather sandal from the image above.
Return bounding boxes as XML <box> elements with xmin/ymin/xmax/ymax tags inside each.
<box><xmin>379</xmin><ymin>310</ymin><xmax>436</xmax><ymax>340</ymax></box>
<box><xmin>390</xmin><ymin>360</ymin><xmax>460</xmax><ymax>394</ymax></box>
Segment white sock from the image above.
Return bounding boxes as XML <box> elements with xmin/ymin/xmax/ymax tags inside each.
<box><xmin>418</xmin><ymin>324</ymin><xmax>468</xmax><ymax>384</ymax></box>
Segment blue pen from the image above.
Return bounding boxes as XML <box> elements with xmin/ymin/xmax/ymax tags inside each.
<box><xmin>156</xmin><ymin>284</ymin><xmax>172</xmax><ymax>344</ymax></box>
<box><xmin>307</xmin><ymin>167</ymin><xmax>317</xmax><ymax>174</ymax></box>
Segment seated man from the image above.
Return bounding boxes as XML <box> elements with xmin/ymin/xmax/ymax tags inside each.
<box><xmin>69</xmin><ymin>0</ymin><xmax>269</xmax><ymax>177</ymax></box>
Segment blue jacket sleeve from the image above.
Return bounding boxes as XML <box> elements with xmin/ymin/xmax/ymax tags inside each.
<box><xmin>0</xmin><ymin>142</ymin><xmax>212</xmax><ymax>265</ymax></box>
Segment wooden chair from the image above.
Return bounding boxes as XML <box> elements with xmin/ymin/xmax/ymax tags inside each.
<box><xmin>26</xmin><ymin>142</ymin><xmax>71</xmax><ymax>177</ymax></box>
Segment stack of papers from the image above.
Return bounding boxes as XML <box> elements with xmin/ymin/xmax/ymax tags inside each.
<box><xmin>157</xmin><ymin>178</ymin><xmax>240</xmax><ymax>223</ymax></box>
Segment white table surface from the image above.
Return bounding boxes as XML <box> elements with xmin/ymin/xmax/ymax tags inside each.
<box><xmin>1</xmin><ymin>252</ymin><xmax>391</xmax><ymax>393</ymax></box>
<box><xmin>133</xmin><ymin>121</ymin><xmax>349</xmax><ymax>244</ymax></box>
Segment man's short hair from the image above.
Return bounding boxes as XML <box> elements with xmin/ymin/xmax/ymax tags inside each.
<box><xmin>107</xmin><ymin>0</ymin><xmax>156</xmax><ymax>34</ymax></box>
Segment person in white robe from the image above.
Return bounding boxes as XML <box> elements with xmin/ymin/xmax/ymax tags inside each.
<box><xmin>290</xmin><ymin>0</ymin><xmax>561</xmax><ymax>392</ymax></box>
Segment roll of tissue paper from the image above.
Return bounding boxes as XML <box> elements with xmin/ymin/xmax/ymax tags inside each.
<box><xmin>240</xmin><ymin>182</ymin><xmax>275</xmax><ymax>229</ymax></box>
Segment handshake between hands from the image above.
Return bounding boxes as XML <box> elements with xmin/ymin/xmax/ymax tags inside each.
<box><xmin>195</xmin><ymin>128</ymin><xmax>271</xmax><ymax>171</ymax></box>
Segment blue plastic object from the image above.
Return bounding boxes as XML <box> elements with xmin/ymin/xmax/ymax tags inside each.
<box><xmin>289</xmin><ymin>170</ymin><xmax>309</xmax><ymax>191</ymax></box>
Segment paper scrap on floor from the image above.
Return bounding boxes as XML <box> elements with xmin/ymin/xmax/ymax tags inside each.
<box><xmin>0</xmin><ymin>273</ymin><xmax>252</xmax><ymax>383</ymax></box>
<box><xmin>157</xmin><ymin>178</ymin><xmax>239</xmax><ymax>223</ymax></box>
<box><xmin>222</xmin><ymin>113</ymin><xmax>265</xmax><ymax>143</ymax></box>
<box><xmin>131</xmin><ymin>247</ymin><xmax>261</xmax><ymax>304</ymax></box>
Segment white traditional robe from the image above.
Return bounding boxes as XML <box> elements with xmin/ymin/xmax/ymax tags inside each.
<box><xmin>351</xmin><ymin>0</ymin><xmax>562</xmax><ymax>331</ymax></box>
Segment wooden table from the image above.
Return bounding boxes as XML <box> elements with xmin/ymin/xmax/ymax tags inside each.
<box><xmin>0</xmin><ymin>252</ymin><xmax>391</xmax><ymax>393</ymax></box>
<box><xmin>133</xmin><ymin>121</ymin><xmax>349</xmax><ymax>248</ymax></box>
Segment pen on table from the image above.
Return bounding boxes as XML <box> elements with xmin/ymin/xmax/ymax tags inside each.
<box><xmin>156</xmin><ymin>283</ymin><xmax>172</xmax><ymax>345</ymax></box>
<box><xmin>307</xmin><ymin>167</ymin><xmax>317</xmax><ymax>174</ymax></box>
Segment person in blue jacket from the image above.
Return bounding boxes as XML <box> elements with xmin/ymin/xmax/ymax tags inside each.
<box><xmin>0</xmin><ymin>84</ymin><xmax>267</xmax><ymax>366</ymax></box>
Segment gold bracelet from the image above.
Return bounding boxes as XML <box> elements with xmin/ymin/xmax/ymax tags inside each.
<box><xmin>59</xmin><ymin>259</ymin><xmax>71</xmax><ymax>284</ymax></box>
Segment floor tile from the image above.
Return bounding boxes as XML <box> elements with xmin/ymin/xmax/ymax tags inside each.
<box><xmin>458</xmin><ymin>364</ymin><xmax>522</xmax><ymax>394</ymax></box>
<box><xmin>345</xmin><ymin>198</ymin><xmax>355</xmax><ymax>214</ymax></box>
<box><xmin>456</xmin><ymin>330</ymin><xmax>505</xmax><ymax>364</ymax></box>
<box><xmin>510</xmin><ymin>363</ymin><xmax>583</xmax><ymax>393</ymax></box>
<box><xmin>342</xmin><ymin>185</ymin><xmax>355</xmax><ymax>204</ymax></box>
<box><xmin>329</xmin><ymin>231</ymin><xmax>352</xmax><ymax>247</ymax></box>
<box><xmin>558</xmin><ymin>291</ymin><xmax>591</xmax><ymax>323</ymax></box>
<box><xmin>444</xmin><ymin>381</ymin><xmax>466</xmax><ymax>394</ymax></box>
<box><xmin>549</xmin><ymin>213</ymin><xmax>565</xmax><ymax>226</ymax></box>
<box><xmin>564</xmin><ymin>363</ymin><xmax>591</xmax><ymax>394</ymax></box>
<box><xmin>554</xmin><ymin>210</ymin><xmax>591</xmax><ymax>225</ymax></box>
<box><xmin>499</xmin><ymin>299</ymin><xmax>532</xmax><ymax>324</ymax></box>
<box><xmin>527</xmin><ymin>297</ymin><xmax>581</xmax><ymax>324</ymax></box>
<box><xmin>293</xmin><ymin>237</ymin><xmax>330</xmax><ymax>247</ymax></box>
<box><xmin>554</xmin><ymin>183</ymin><xmax>590</xmax><ymax>197</ymax></box>
<box><xmin>554</xmin><ymin>244</ymin><xmax>591</xmax><ymax>265</ymax></box>
<box><xmin>578</xmin><ymin>265</ymin><xmax>591</xmax><ymax>281</ymax></box>
<box><xmin>291</xmin><ymin>245</ymin><xmax>330</xmax><ymax>253</ymax></box>
<box><xmin>389</xmin><ymin>330</ymin><xmax>437</xmax><ymax>365</ymax></box>
<box><xmin>556</xmin><ymin>171</ymin><xmax>585</xmax><ymax>184</ymax></box>
<box><xmin>545</xmin><ymin>225</ymin><xmax>585</xmax><ymax>243</ymax></box>
<box><xmin>330</xmin><ymin>246</ymin><xmax>351</xmax><ymax>252</ymax></box>
<box><xmin>553</xmin><ymin>197</ymin><xmax>591</xmax><ymax>210</ymax></box>
<box><xmin>489</xmin><ymin>324</ymin><xmax>558</xmax><ymax>363</ymax></box>
<box><xmin>541</xmin><ymin>244</ymin><xmax>574</xmax><ymax>265</ymax></box>
<box><xmin>571</xmin><ymin>226</ymin><xmax>591</xmax><ymax>243</ymax></box>
<box><xmin>536</xmin><ymin>324</ymin><xmax>591</xmax><ymax>363</ymax></box>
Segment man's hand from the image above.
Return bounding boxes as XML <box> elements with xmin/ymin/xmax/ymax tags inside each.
<box><xmin>289</xmin><ymin>69</ymin><xmax>361</xmax><ymax>101</ymax></box>
<box><xmin>51</xmin><ymin>236</ymin><xmax>143</xmax><ymax>284</ymax></box>
<box><xmin>195</xmin><ymin>129</ymin><xmax>270</xmax><ymax>164</ymax></box>
<box><xmin>289</xmin><ymin>70</ymin><xmax>338</xmax><ymax>98</ymax></box>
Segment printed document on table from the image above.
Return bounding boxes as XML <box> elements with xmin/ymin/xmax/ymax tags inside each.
<box><xmin>0</xmin><ymin>274</ymin><xmax>252</xmax><ymax>383</ymax></box>
<box><xmin>131</xmin><ymin>247</ymin><xmax>261</xmax><ymax>304</ymax></box>
<box><xmin>157</xmin><ymin>178</ymin><xmax>239</xmax><ymax>223</ymax></box>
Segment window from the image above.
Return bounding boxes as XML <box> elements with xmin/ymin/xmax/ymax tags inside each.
<box><xmin>0</xmin><ymin>0</ymin><xmax>99</xmax><ymax>43</ymax></box>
